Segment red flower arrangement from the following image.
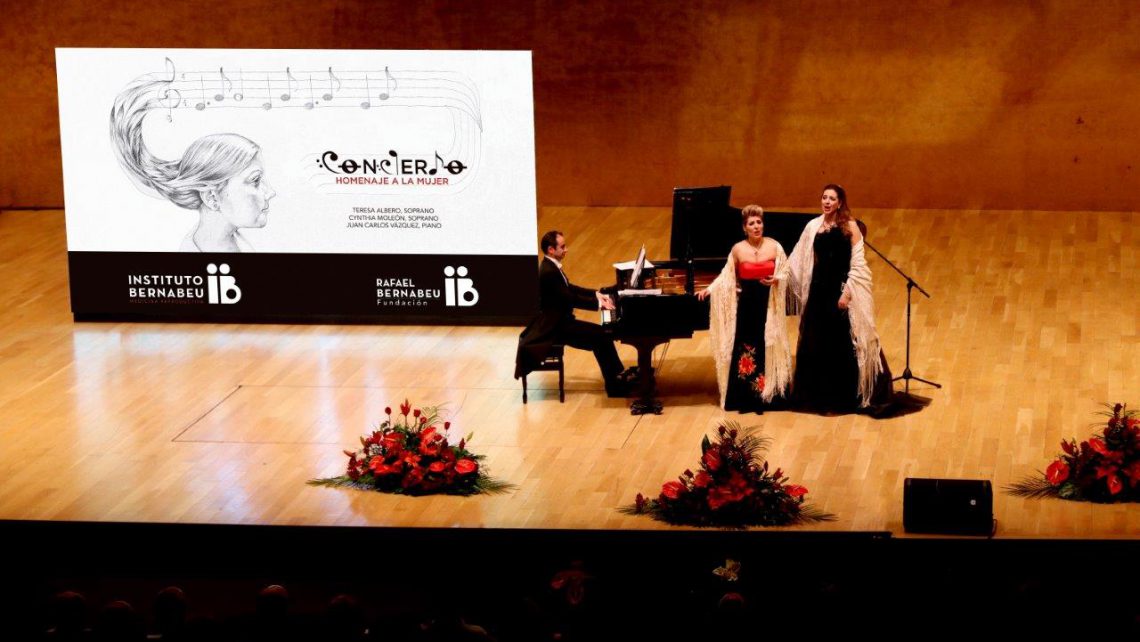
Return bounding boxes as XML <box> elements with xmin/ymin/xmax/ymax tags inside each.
<box><xmin>308</xmin><ymin>400</ymin><xmax>511</xmax><ymax>496</ymax></box>
<box><xmin>621</xmin><ymin>422</ymin><xmax>834</xmax><ymax>527</ymax></box>
<box><xmin>1007</xmin><ymin>403</ymin><xmax>1140</xmax><ymax>502</ymax></box>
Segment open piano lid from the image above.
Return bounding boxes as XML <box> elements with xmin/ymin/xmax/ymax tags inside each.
<box><xmin>671</xmin><ymin>185</ymin><xmax>822</xmax><ymax>258</ymax></box>
<box><xmin>670</xmin><ymin>186</ymin><xmax>740</xmax><ymax>261</ymax></box>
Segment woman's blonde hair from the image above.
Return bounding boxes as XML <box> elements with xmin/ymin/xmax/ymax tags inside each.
<box><xmin>740</xmin><ymin>204</ymin><xmax>764</xmax><ymax>225</ymax></box>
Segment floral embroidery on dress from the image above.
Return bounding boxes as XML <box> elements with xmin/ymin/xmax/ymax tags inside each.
<box><xmin>735</xmin><ymin>345</ymin><xmax>764</xmax><ymax>397</ymax></box>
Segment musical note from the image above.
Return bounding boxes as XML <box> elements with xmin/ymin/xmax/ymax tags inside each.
<box><xmin>361</xmin><ymin>74</ymin><xmax>372</xmax><ymax>109</ymax></box>
<box><xmin>234</xmin><ymin>69</ymin><xmax>244</xmax><ymax>101</ymax></box>
<box><xmin>379</xmin><ymin>66</ymin><xmax>396</xmax><ymax>100</ymax></box>
<box><xmin>194</xmin><ymin>75</ymin><xmax>206</xmax><ymax>110</ymax></box>
<box><xmin>281</xmin><ymin>67</ymin><xmax>297</xmax><ymax>101</ymax></box>
<box><xmin>428</xmin><ymin>152</ymin><xmax>468</xmax><ymax>176</ymax></box>
<box><xmin>215</xmin><ymin>67</ymin><xmax>231</xmax><ymax>102</ymax></box>
<box><xmin>159</xmin><ymin>87</ymin><xmax>182</xmax><ymax>123</ymax></box>
<box><xmin>322</xmin><ymin>66</ymin><xmax>340</xmax><ymax>102</ymax></box>
<box><xmin>262</xmin><ymin>75</ymin><xmax>273</xmax><ymax>110</ymax></box>
<box><xmin>304</xmin><ymin>74</ymin><xmax>315</xmax><ymax>110</ymax></box>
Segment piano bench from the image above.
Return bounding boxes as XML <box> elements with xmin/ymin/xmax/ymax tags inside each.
<box><xmin>522</xmin><ymin>345</ymin><xmax>565</xmax><ymax>404</ymax></box>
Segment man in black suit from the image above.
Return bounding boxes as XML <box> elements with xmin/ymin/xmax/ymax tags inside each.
<box><xmin>515</xmin><ymin>230</ymin><xmax>632</xmax><ymax>397</ymax></box>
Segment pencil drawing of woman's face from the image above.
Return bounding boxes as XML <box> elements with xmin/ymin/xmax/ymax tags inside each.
<box><xmin>216</xmin><ymin>157</ymin><xmax>275</xmax><ymax>229</ymax></box>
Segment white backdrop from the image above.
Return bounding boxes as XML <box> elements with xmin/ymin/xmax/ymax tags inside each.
<box><xmin>57</xmin><ymin>48</ymin><xmax>536</xmax><ymax>256</ymax></box>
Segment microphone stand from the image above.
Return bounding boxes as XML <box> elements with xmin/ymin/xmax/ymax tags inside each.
<box><xmin>862</xmin><ymin>238</ymin><xmax>941</xmax><ymax>394</ymax></box>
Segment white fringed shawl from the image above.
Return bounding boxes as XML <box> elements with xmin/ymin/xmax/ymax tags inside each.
<box><xmin>707</xmin><ymin>243</ymin><xmax>791</xmax><ymax>408</ymax></box>
<box><xmin>786</xmin><ymin>216</ymin><xmax>883</xmax><ymax>407</ymax></box>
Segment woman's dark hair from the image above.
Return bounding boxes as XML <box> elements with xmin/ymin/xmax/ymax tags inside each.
<box><xmin>822</xmin><ymin>183</ymin><xmax>853</xmax><ymax>236</ymax></box>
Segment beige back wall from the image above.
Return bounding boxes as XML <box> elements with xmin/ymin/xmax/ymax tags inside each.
<box><xmin>3</xmin><ymin>0</ymin><xmax>1138</xmax><ymax>211</ymax></box>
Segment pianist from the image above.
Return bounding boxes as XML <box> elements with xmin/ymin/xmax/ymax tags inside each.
<box><xmin>515</xmin><ymin>230</ymin><xmax>634</xmax><ymax>397</ymax></box>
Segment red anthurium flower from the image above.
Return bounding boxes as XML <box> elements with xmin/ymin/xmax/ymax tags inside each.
<box><xmin>1045</xmin><ymin>460</ymin><xmax>1070</xmax><ymax>486</ymax></box>
<box><xmin>1107</xmin><ymin>474</ymin><xmax>1123</xmax><ymax>495</ymax></box>
<box><xmin>693</xmin><ymin>471</ymin><xmax>712</xmax><ymax>488</ymax></box>
<box><xmin>703</xmin><ymin>449</ymin><xmax>722</xmax><ymax>472</ymax></box>
<box><xmin>1089</xmin><ymin>438</ymin><xmax>1110</xmax><ymax>455</ymax></box>
<box><xmin>401</xmin><ymin>451</ymin><xmax>422</xmax><ymax>467</ymax></box>
<box><xmin>661</xmin><ymin>481</ymin><xmax>685</xmax><ymax>500</ymax></box>
<box><xmin>420</xmin><ymin>439</ymin><xmax>442</xmax><ymax>457</ymax></box>
<box><xmin>455</xmin><ymin>458</ymin><xmax>478</xmax><ymax>475</ymax></box>
<box><xmin>402</xmin><ymin>467</ymin><xmax>425</xmax><ymax>489</ymax></box>
<box><xmin>429</xmin><ymin>461</ymin><xmax>447</xmax><ymax>473</ymax></box>
<box><xmin>785</xmin><ymin>485</ymin><xmax>809</xmax><ymax>498</ymax></box>
<box><xmin>400</xmin><ymin>399</ymin><xmax>411</xmax><ymax>416</ymax></box>
<box><xmin>370</xmin><ymin>458</ymin><xmax>401</xmax><ymax>475</ymax></box>
<box><xmin>707</xmin><ymin>486</ymin><xmax>741</xmax><ymax>510</ymax></box>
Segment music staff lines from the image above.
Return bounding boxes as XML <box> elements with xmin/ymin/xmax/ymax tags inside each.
<box><xmin>140</xmin><ymin>62</ymin><xmax>482</xmax><ymax>126</ymax></box>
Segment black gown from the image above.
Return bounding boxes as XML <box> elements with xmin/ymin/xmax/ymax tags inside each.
<box><xmin>793</xmin><ymin>227</ymin><xmax>864</xmax><ymax>413</ymax></box>
<box><xmin>724</xmin><ymin>262</ymin><xmax>773</xmax><ymax>414</ymax></box>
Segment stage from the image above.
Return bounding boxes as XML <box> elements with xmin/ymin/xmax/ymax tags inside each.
<box><xmin>0</xmin><ymin>206</ymin><xmax>1137</xmax><ymax>537</ymax></box>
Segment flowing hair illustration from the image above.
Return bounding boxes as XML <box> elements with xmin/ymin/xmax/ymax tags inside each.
<box><xmin>109</xmin><ymin>63</ymin><xmax>275</xmax><ymax>252</ymax></box>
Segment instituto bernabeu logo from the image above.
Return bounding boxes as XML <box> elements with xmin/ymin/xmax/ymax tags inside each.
<box><xmin>206</xmin><ymin>263</ymin><xmax>242</xmax><ymax>304</ymax></box>
<box><xmin>126</xmin><ymin>263</ymin><xmax>241</xmax><ymax>305</ymax></box>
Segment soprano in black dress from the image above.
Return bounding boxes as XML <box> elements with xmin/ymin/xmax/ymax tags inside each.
<box><xmin>792</xmin><ymin>227</ymin><xmax>862</xmax><ymax>413</ymax></box>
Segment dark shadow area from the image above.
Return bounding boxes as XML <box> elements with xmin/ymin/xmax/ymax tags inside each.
<box><xmin>4</xmin><ymin>520</ymin><xmax>1140</xmax><ymax>640</ymax></box>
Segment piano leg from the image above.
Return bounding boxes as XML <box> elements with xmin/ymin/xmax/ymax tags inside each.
<box><xmin>628</xmin><ymin>341</ymin><xmax>663</xmax><ymax>415</ymax></box>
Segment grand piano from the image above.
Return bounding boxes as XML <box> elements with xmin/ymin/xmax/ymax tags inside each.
<box><xmin>603</xmin><ymin>186</ymin><xmax>815</xmax><ymax>414</ymax></box>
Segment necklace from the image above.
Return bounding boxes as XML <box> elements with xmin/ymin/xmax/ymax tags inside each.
<box><xmin>747</xmin><ymin>239</ymin><xmax>763</xmax><ymax>259</ymax></box>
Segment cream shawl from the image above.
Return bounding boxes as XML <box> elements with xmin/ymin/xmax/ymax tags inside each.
<box><xmin>786</xmin><ymin>216</ymin><xmax>883</xmax><ymax>407</ymax></box>
<box><xmin>707</xmin><ymin>242</ymin><xmax>791</xmax><ymax>408</ymax></box>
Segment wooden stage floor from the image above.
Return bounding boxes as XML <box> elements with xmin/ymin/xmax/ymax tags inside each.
<box><xmin>0</xmin><ymin>207</ymin><xmax>1136</xmax><ymax>537</ymax></box>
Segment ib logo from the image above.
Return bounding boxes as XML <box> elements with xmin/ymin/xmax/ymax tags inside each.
<box><xmin>206</xmin><ymin>263</ymin><xmax>242</xmax><ymax>305</ymax></box>
<box><xmin>444</xmin><ymin>266</ymin><xmax>479</xmax><ymax>307</ymax></box>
